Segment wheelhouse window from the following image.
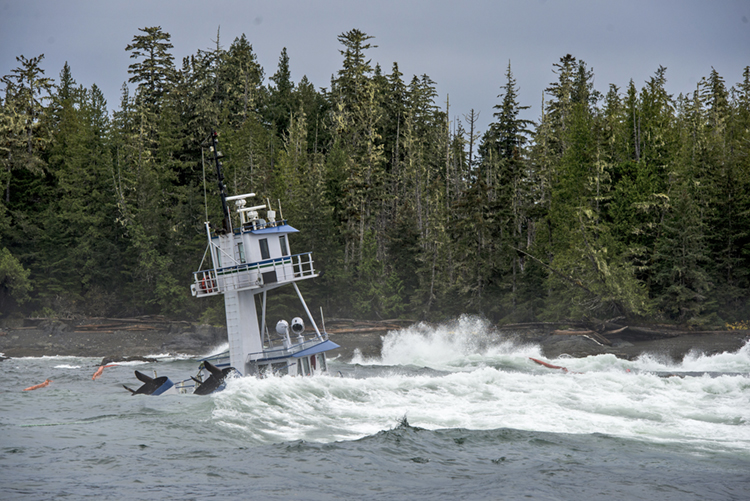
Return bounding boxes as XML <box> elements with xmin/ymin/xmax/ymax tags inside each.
<box><xmin>259</xmin><ymin>238</ymin><xmax>270</xmax><ymax>260</ymax></box>
<box><xmin>317</xmin><ymin>354</ymin><xmax>327</xmax><ymax>372</ymax></box>
<box><xmin>238</xmin><ymin>242</ymin><xmax>246</xmax><ymax>263</ymax></box>
<box><xmin>279</xmin><ymin>235</ymin><xmax>288</xmax><ymax>256</ymax></box>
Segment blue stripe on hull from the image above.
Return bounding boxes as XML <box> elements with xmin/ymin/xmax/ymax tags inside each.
<box><xmin>151</xmin><ymin>378</ymin><xmax>174</xmax><ymax>395</ymax></box>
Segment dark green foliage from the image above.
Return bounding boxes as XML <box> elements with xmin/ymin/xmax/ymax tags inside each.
<box><xmin>0</xmin><ymin>247</ymin><xmax>31</xmax><ymax>313</ymax></box>
<box><xmin>2</xmin><ymin>29</ymin><xmax>749</xmax><ymax>329</ymax></box>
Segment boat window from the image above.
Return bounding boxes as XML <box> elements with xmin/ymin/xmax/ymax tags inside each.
<box><xmin>238</xmin><ymin>242</ymin><xmax>246</xmax><ymax>263</ymax></box>
<box><xmin>302</xmin><ymin>356</ymin><xmax>311</xmax><ymax>376</ymax></box>
<box><xmin>317</xmin><ymin>354</ymin><xmax>327</xmax><ymax>372</ymax></box>
<box><xmin>279</xmin><ymin>235</ymin><xmax>288</xmax><ymax>256</ymax></box>
<box><xmin>215</xmin><ymin>251</ymin><xmax>222</xmax><ymax>268</ymax></box>
<box><xmin>310</xmin><ymin>355</ymin><xmax>316</xmax><ymax>371</ymax></box>
<box><xmin>259</xmin><ymin>238</ymin><xmax>270</xmax><ymax>260</ymax></box>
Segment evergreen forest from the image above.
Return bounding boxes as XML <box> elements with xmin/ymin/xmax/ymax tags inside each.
<box><xmin>2</xmin><ymin>27</ymin><xmax>750</xmax><ymax>328</ymax></box>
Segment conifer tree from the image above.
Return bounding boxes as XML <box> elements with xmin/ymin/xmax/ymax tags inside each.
<box><xmin>267</xmin><ymin>47</ymin><xmax>295</xmax><ymax>135</ymax></box>
<box><xmin>125</xmin><ymin>26</ymin><xmax>175</xmax><ymax>109</ymax></box>
<box><xmin>0</xmin><ymin>55</ymin><xmax>53</xmax><ymax>202</ymax></box>
<box><xmin>223</xmin><ymin>35</ymin><xmax>264</xmax><ymax>126</ymax></box>
<box><xmin>0</xmin><ymin>54</ymin><xmax>54</xmax><ymax>315</ymax></box>
<box><xmin>482</xmin><ymin>61</ymin><xmax>534</xmax><ymax>310</ymax></box>
<box><xmin>330</xmin><ymin>29</ymin><xmax>385</xmax><ymax>268</ymax></box>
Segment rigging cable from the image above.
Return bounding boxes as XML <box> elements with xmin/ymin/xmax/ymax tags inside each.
<box><xmin>201</xmin><ymin>148</ymin><xmax>209</xmax><ymax>222</ymax></box>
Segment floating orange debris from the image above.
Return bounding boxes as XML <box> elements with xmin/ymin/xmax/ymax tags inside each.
<box><xmin>92</xmin><ymin>364</ymin><xmax>117</xmax><ymax>380</ymax></box>
<box><xmin>23</xmin><ymin>379</ymin><xmax>52</xmax><ymax>391</ymax></box>
<box><xmin>529</xmin><ymin>357</ymin><xmax>582</xmax><ymax>374</ymax></box>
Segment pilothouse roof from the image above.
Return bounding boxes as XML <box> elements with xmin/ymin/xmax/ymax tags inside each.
<box><xmin>250</xmin><ymin>225</ymin><xmax>299</xmax><ymax>235</ymax></box>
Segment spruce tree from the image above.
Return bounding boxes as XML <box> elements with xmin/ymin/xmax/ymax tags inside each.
<box><xmin>267</xmin><ymin>47</ymin><xmax>295</xmax><ymax>135</ymax></box>
<box><xmin>125</xmin><ymin>26</ymin><xmax>175</xmax><ymax>109</ymax></box>
<box><xmin>483</xmin><ymin>61</ymin><xmax>533</xmax><ymax>312</ymax></box>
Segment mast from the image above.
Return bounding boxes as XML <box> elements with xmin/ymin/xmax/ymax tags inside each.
<box><xmin>210</xmin><ymin>131</ymin><xmax>231</xmax><ymax>233</ymax></box>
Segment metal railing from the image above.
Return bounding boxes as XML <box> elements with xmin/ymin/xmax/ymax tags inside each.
<box><xmin>192</xmin><ymin>252</ymin><xmax>316</xmax><ymax>297</ymax></box>
<box><xmin>248</xmin><ymin>336</ymin><xmax>325</xmax><ymax>362</ymax></box>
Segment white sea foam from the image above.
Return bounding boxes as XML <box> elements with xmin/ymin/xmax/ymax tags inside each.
<box><xmin>111</xmin><ymin>359</ymin><xmax>156</xmax><ymax>366</ymax></box>
<box><xmin>143</xmin><ymin>352</ymin><xmax>193</xmax><ymax>360</ymax></box>
<box><xmin>210</xmin><ymin>319</ymin><xmax>750</xmax><ymax>451</ymax></box>
<box><xmin>202</xmin><ymin>342</ymin><xmax>229</xmax><ymax>357</ymax></box>
<box><xmin>353</xmin><ymin>315</ymin><xmax>750</xmax><ymax>375</ymax></box>
<box><xmin>351</xmin><ymin>315</ymin><xmax>543</xmax><ymax>371</ymax></box>
<box><xmin>679</xmin><ymin>341</ymin><xmax>750</xmax><ymax>372</ymax></box>
<box><xmin>211</xmin><ymin>364</ymin><xmax>750</xmax><ymax>452</ymax></box>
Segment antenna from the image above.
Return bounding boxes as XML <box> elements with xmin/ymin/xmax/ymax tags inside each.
<box><xmin>210</xmin><ymin>131</ymin><xmax>231</xmax><ymax>233</ymax></box>
<box><xmin>320</xmin><ymin>307</ymin><xmax>327</xmax><ymax>336</ymax></box>
<box><xmin>201</xmin><ymin>148</ymin><xmax>208</xmax><ymax>222</ymax></box>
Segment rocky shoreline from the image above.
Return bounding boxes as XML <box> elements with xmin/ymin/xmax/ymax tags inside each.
<box><xmin>507</xmin><ymin>325</ymin><xmax>750</xmax><ymax>362</ymax></box>
<box><xmin>0</xmin><ymin>317</ymin><xmax>226</xmax><ymax>361</ymax></box>
<box><xmin>0</xmin><ymin>316</ymin><xmax>748</xmax><ymax>364</ymax></box>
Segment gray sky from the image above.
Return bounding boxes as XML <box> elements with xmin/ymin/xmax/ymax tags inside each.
<box><xmin>1</xmin><ymin>0</ymin><xmax>748</xmax><ymax>132</ymax></box>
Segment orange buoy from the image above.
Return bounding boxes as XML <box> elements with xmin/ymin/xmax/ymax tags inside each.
<box><xmin>23</xmin><ymin>379</ymin><xmax>52</xmax><ymax>391</ymax></box>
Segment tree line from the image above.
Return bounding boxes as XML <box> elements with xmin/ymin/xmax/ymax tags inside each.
<box><xmin>1</xmin><ymin>27</ymin><xmax>749</xmax><ymax>327</ymax></box>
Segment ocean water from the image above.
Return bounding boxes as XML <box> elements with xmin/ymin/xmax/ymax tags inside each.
<box><xmin>2</xmin><ymin>316</ymin><xmax>749</xmax><ymax>500</ymax></box>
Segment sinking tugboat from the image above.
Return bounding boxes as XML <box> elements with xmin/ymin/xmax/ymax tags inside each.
<box><xmin>128</xmin><ymin>131</ymin><xmax>339</xmax><ymax>395</ymax></box>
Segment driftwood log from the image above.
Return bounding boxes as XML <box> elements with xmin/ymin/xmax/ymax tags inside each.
<box><xmin>323</xmin><ymin>318</ymin><xmax>414</xmax><ymax>335</ymax></box>
<box><xmin>499</xmin><ymin>317</ymin><xmax>741</xmax><ymax>345</ymax></box>
<box><xmin>551</xmin><ymin>329</ymin><xmax>613</xmax><ymax>346</ymax></box>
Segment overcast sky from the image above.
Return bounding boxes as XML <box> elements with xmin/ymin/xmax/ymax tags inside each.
<box><xmin>1</xmin><ymin>0</ymin><xmax>748</xmax><ymax>132</ymax></box>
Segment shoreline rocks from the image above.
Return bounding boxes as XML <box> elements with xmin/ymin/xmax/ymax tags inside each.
<box><xmin>0</xmin><ymin>317</ymin><xmax>748</xmax><ymax>363</ymax></box>
<box><xmin>499</xmin><ymin>325</ymin><xmax>750</xmax><ymax>361</ymax></box>
<box><xmin>0</xmin><ymin>317</ymin><xmax>226</xmax><ymax>359</ymax></box>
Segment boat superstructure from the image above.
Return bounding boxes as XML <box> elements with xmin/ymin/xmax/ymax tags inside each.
<box><xmin>192</xmin><ymin>131</ymin><xmax>339</xmax><ymax>378</ymax></box>
<box><xmin>128</xmin><ymin>131</ymin><xmax>338</xmax><ymax>395</ymax></box>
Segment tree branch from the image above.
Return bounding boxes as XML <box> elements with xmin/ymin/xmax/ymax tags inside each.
<box><xmin>511</xmin><ymin>246</ymin><xmax>594</xmax><ymax>294</ymax></box>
